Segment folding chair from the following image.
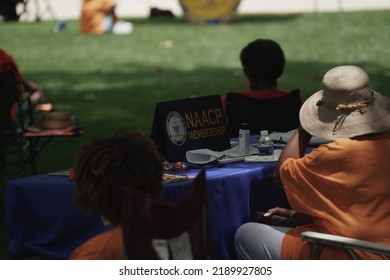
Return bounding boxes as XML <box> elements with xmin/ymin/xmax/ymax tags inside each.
<box><xmin>225</xmin><ymin>89</ymin><xmax>302</xmax><ymax>137</ymax></box>
<box><xmin>0</xmin><ymin>70</ymin><xmax>81</xmax><ymax>177</ymax></box>
<box><xmin>0</xmin><ymin>70</ymin><xmax>33</xmax><ymax>176</ymax></box>
<box><xmin>301</xmin><ymin>231</ymin><xmax>390</xmax><ymax>259</ymax></box>
<box><xmin>122</xmin><ymin>169</ymin><xmax>210</xmax><ymax>260</ymax></box>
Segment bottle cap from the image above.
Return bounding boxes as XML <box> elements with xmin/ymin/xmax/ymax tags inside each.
<box><xmin>240</xmin><ymin>123</ymin><xmax>249</xmax><ymax>129</ymax></box>
<box><xmin>260</xmin><ymin>130</ymin><xmax>269</xmax><ymax>136</ymax></box>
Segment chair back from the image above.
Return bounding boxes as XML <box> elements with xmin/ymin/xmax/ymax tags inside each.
<box><xmin>0</xmin><ymin>71</ymin><xmax>20</xmax><ymax>131</ymax></box>
<box><xmin>225</xmin><ymin>89</ymin><xmax>302</xmax><ymax>137</ymax></box>
<box><xmin>301</xmin><ymin>231</ymin><xmax>390</xmax><ymax>259</ymax></box>
<box><xmin>122</xmin><ymin>169</ymin><xmax>209</xmax><ymax>260</ymax></box>
<box><xmin>0</xmin><ymin>70</ymin><xmax>31</xmax><ymax>176</ymax></box>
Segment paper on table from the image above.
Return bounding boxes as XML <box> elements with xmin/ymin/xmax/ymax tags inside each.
<box><xmin>244</xmin><ymin>149</ymin><xmax>282</xmax><ymax>162</ymax></box>
<box><xmin>218</xmin><ymin>146</ymin><xmax>258</xmax><ymax>164</ymax></box>
<box><xmin>223</xmin><ymin>145</ymin><xmax>258</xmax><ymax>157</ymax></box>
<box><xmin>269</xmin><ymin>130</ymin><xmax>329</xmax><ymax>146</ymax></box>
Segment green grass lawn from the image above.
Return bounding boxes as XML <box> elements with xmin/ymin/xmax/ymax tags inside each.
<box><xmin>0</xmin><ymin>10</ymin><xmax>389</xmax><ymax>259</ymax></box>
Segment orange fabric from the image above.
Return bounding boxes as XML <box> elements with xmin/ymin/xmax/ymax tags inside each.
<box><xmin>80</xmin><ymin>0</ymin><xmax>115</xmax><ymax>35</ymax></box>
<box><xmin>280</xmin><ymin>131</ymin><xmax>390</xmax><ymax>259</ymax></box>
<box><xmin>221</xmin><ymin>89</ymin><xmax>289</xmax><ymax>112</ymax></box>
<box><xmin>69</xmin><ymin>225</ymin><xmax>124</xmax><ymax>260</ymax></box>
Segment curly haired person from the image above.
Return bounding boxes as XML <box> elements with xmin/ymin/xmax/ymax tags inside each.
<box><xmin>69</xmin><ymin>130</ymin><xmax>164</xmax><ymax>259</ymax></box>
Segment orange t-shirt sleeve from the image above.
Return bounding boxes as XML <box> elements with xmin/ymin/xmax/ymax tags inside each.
<box><xmin>69</xmin><ymin>226</ymin><xmax>124</xmax><ymax>260</ymax></box>
<box><xmin>279</xmin><ymin>136</ymin><xmax>390</xmax><ymax>259</ymax></box>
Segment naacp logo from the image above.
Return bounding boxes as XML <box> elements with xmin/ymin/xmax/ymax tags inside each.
<box><xmin>166</xmin><ymin>111</ymin><xmax>187</xmax><ymax>146</ymax></box>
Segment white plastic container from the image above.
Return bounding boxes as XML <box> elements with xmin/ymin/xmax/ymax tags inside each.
<box><xmin>238</xmin><ymin>123</ymin><xmax>250</xmax><ymax>154</ymax></box>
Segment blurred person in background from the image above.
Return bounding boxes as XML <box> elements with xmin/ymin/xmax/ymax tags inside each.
<box><xmin>80</xmin><ymin>0</ymin><xmax>133</xmax><ymax>35</ymax></box>
<box><xmin>0</xmin><ymin>0</ymin><xmax>21</xmax><ymax>21</ymax></box>
<box><xmin>0</xmin><ymin>48</ymin><xmax>46</xmax><ymax>117</ymax></box>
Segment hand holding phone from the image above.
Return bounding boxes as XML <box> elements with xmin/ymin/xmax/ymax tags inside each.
<box><xmin>254</xmin><ymin>211</ymin><xmax>294</xmax><ymax>227</ymax></box>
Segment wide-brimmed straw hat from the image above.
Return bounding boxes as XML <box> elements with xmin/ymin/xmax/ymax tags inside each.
<box><xmin>300</xmin><ymin>65</ymin><xmax>390</xmax><ymax>140</ymax></box>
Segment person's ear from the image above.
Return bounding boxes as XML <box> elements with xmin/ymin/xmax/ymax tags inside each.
<box><xmin>243</xmin><ymin>68</ymin><xmax>253</xmax><ymax>88</ymax></box>
<box><xmin>243</xmin><ymin>67</ymin><xmax>249</xmax><ymax>77</ymax></box>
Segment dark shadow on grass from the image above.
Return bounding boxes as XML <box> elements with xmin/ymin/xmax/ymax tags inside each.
<box><xmin>2</xmin><ymin>59</ymin><xmax>382</xmax><ymax>181</ymax></box>
<box><xmin>29</xmin><ymin>61</ymin><xmax>389</xmax><ymax>100</ymax></box>
<box><xmin>10</xmin><ymin>61</ymin><xmax>390</xmax><ymax>176</ymax></box>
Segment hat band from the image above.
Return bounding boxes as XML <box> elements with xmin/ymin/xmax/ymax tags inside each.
<box><xmin>316</xmin><ymin>90</ymin><xmax>375</xmax><ymax>114</ymax></box>
<box><xmin>316</xmin><ymin>90</ymin><xmax>376</xmax><ymax>135</ymax></box>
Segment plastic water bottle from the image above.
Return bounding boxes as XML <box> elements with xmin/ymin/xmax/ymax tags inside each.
<box><xmin>238</xmin><ymin>123</ymin><xmax>250</xmax><ymax>154</ymax></box>
<box><xmin>258</xmin><ymin>130</ymin><xmax>274</xmax><ymax>156</ymax></box>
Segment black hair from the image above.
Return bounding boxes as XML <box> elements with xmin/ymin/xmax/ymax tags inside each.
<box><xmin>240</xmin><ymin>39</ymin><xmax>285</xmax><ymax>82</ymax></box>
<box><xmin>73</xmin><ymin>130</ymin><xmax>164</xmax><ymax>225</ymax></box>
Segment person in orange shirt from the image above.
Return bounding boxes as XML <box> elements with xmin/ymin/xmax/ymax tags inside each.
<box><xmin>69</xmin><ymin>130</ymin><xmax>164</xmax><ymax>259</ymax></box>
<box><xmin>79</xmin><ymin>0</ymin><xmax>133</xmax><ymax>35</ymax></box>
<box><xmin>234</xmin><ymin>65</ymin><xmax>390</xmax><ymax>259</ymax></box>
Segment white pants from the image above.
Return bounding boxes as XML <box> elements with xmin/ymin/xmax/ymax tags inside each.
<box><xmin>234</xmin><ymin>222</ymin><xmax>291</xmax><ymax>259</ymax></box>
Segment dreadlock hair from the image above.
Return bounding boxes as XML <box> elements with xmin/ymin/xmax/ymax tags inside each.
<box><xmin>240</xmin><ymin>38</ymin><xmax>285</xmax><ymax>83</ymax></box>
<box><xmin>73</xmin><ymin>130</ymin><xmax>164</xmax><ymax>225</ymax></box>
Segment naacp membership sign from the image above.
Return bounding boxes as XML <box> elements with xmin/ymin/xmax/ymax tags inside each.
<box><xmin>151</xmin><ymin>95</ymin><xmax>231</xmax><ymax>161</ymax></box>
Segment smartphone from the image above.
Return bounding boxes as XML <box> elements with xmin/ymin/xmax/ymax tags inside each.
<box><xmin>254</xmin><ymin>211</ymin><xmax>294</xmax><ymax>227</ymax></box>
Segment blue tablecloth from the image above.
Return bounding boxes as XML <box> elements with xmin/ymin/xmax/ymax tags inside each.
<box><xmin>4</xmin><ymin>160</ymin><xmax>289</xmax><ymax>260</ymax></box>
